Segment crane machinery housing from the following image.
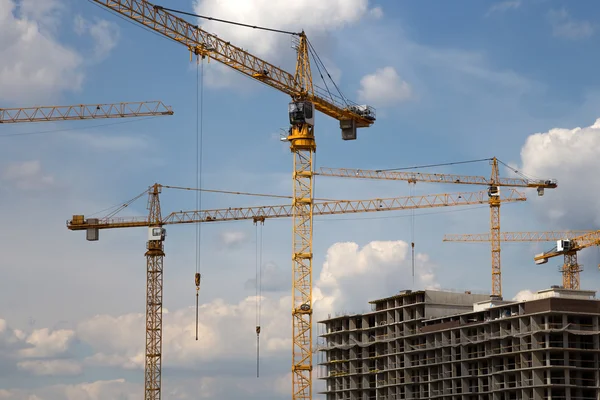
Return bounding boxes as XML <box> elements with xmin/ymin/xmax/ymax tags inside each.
<box><xmin>87</xmin><ymin>1</ymin><xmax>376</xmax><ymax>399</ymax></box>
<box><xmin>67</xmin><ymin>184</ymin><xmax>526</xmax><ymax>399</ymax></box>
<box><xmin>443</xmin><ymin>231</ymin><xmax>594</xmax><ymax>291</ymax></box>
<box><xmin>317</xmin><ymin>157</ymin><xmax>558</xmax><ymax>298</ymax></box>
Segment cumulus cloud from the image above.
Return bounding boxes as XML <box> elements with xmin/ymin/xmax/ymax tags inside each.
<box><xmin>0</xmin><ymin>0</ymin><xmax>120</xmax><ymax>104</ymax></box>
<box><xmin>192</xmin><ymin>0</ymin><xmax>379</xmax><ymax>88</ymax></box>
<box><xmin>74</xmin><ymin>14</ymin><xmax>120</xmax><ymax>62</ymax></box>
<box><xmin>313</xmin><ymin>240</ymin><xmax>439</xmax><ymax>320</ymax></box>
<box><xmin>19</xmin><ymin>327</ymin><xmax>75</xmax><ymax>358</ymax></box>
<box><xmin>0</xmin><ymin>0</ymin><xmax>83</xmax><ymax>103</ymax></box>
<box><xmin>519</xmin><ymin>118</ymin><xmax>600</xmax><ymax>227</ymax></box>
<box><xmin>547</xmin><ymin>8</ymin><xmax>595</xmax><ymax>40</ymax></box>
<box><xmin>512</xmin><ymin>289</ymin><xmax>535</xmax><ymax>301</ymax></box>
<box><xmin>77</xmin><ymin>297</ymin><xmax>290</xmax><ymax>370</ymax></box>
<box><xmin>1</xmin><ymin>160</ymin><xmax>55</xmax><ymax>190</ymax></box>
<box><xmin>218</xmin><ymin>230</ymin><xmax>248</xmax><ymax>248</ymax></box>
<box><xmin>0</xmin><ymin>239</ymin><xmax>438</xmax><ymax>397</ymax></box>
<box><xmin>0</xmin><ymin>379</ymin><xmax>139</xmax><ymax>400</ymax></box>
<box><xmin>357</xmin><ymin>66</ymin><xmax>412</xmax><ymax>107</ymax></box>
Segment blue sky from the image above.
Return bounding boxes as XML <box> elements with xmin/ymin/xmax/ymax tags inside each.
<box><xmin>2</xmin><ymin>0</ymin><xmax>600</xmax><ymax>398</ymax></box>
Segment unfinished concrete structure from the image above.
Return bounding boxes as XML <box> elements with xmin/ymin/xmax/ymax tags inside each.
<box><xmin>318</xmin><ymin>287</ymin><xmax>600</xmax><ymax>400</ymax></box>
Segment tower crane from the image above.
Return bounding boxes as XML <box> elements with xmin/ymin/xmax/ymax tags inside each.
<box><xmin>316</xmin><ymin>157</ymin><xmax>558</xmax><ymax>298</ymax></box>
<box><xmin>87</xmin><ymin>2</ymin><xmax>376</xmax><ymax>398</ymax></box>
<box><xmin>67</xmin><ymin>184</ymin><xmax>526</xmax><ymax>399</ymax></box>
<box><xmin>532</xmin><ymin>230</ymin><xmax>600</xmax><ymax>289</ymax></box>
<box><xmin>0</xmin><ymin>101</ymin><xmax>173</xmax><ymax>123</ymax></box>
<box><xmin>443</xmin><ymin>231</ymin><xmax>593</xmax><ymax>290</ymax></box>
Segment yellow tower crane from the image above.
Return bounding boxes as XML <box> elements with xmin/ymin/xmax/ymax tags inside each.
<box><xmin>87</xmin><ymin>2</ymin><xmax>375</xmax><ymax>398</ymax></box>
<box><xmin>0</xmin><ymin>101</ymin><xmax>173</xmax><ymax>123</ymax></box>
<box><xmin>443</xmin><ymin>231</ymin><xmax>593</xmax><ymax>290</ymax></box>
<box><xmin>316</xmin><ymin>157</ymin><xmax>558</xmax><ymax>298</ymax></box>
<box><xmin>67</xmin><ymin>184</ymin><xmax>526</xmax><ymax>399</ymax></box>
<box><xmin>532</xmin><ymin>231</ymin><xmax>600</xmax><ymax>289</ymax></box>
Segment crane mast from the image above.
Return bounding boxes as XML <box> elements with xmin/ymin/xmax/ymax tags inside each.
<box><xmin>88</xmin><ymin>1</ymin><xmax>376</xmax><ymax>398</ymax></box>
<box><xmin>68</xmin><ymin>185</ymin><xmax>526</xmax><ymax>398</ymax></box>
<box><xmin>145</xmin><ymin>184</ymin><xmax>165</xmax><ymax>397</ymax></box>
<box><xmin>532</xmin><ymin>230</ymin><xmax>600</xmax><ymax>289</ymax></box>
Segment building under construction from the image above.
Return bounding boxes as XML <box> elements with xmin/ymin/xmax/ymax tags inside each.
<box><xmin>318</xmin><ymin>287</ymin><xmax>600</xmax><ymax>400</ymax></box>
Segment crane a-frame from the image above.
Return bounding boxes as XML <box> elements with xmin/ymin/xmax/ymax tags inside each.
<box><xmin>316</xmin><ymin>157</ymin><xmax>558</xmax><ymax>298</ymax></box>
<box><xmin>68</xmin><ymin>184</ymin><xmax>526</xmax><ymax>399</ymax></box>
<box><xmin>87</xmin><ymin>1</ymin><xmax>375</xmax><ymax>398</ymax></box>
<box><xmin>443</xmin><ymin>231</ymin><xmax>593</xmax><ymax>290</ymax></box>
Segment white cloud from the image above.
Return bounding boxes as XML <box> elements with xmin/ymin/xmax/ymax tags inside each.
<box><xmin>19</xmin><ymin>327</ymin><xmax>75</xmax><ymax>358</ymax></box>
<box><xmin>0</xmin><ymin>0</ymin><xmax>83</xmax><ymax>104</ymax></box>
<box><xmin>0</xmin><ymin>238</ymin><xmax>438</xmax><ymax>398</ymax></box>
<box><xmin>519</xmin><ymin>118</ymin><xmax>600</xmax><ymax>227</ymax></box>
<box><xmin>17</xmin><ymin>359</ymin><xmax>82</xmax><ymax>376</ymax></box>
<box><xmin>192</xmin><ymin>0</ymin><xmax>379</xmax><ymax>89</ymax></box>
<box><xmin>218</xmin><ymin>230</ymin><xmax>248</xmax><ymax>247</ymax></box>
<box><xmin>0</xmin><ymin>379</ymin><xmax>139</xmax><ymax>400</ymax></box>
<box><xmin>74</xmin><ymin>15</ymin><xmax>120</xmax><ymax>62</ymax></box>
<box><xmin>1</xmin><ymin>160</ymin><xmax>55</xmax><ymax>190</ymax></box>
<box><xmin>314</xmin><ymin>240</ymin><xmax>439</xmax><ymax>320</ymax></box>
<box><xmin>485</xmin><ymin>1</ymin><xmax>521</xmax><ymax>17</ymax></box>
<box><xmin>357</xmin><ymin>66</ymin><xmax>412</xmax><ymax>107</ymax></box>
<box><xmin>547</xmin><ymin>8</ymin><xmax>595</xmax><ymax>40</ymax></box>
<box><xmin>513</xmin><ymin>289</ymin><xmax>535</xmax><ymax>301</ymax></box>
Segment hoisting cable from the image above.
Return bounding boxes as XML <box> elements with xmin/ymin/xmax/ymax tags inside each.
<box><xmin>162</xmin><ymin>185</ymin><xmax>339</xmax><ymax>202</ymax></box>
<box><xmin>154</xmin><ymin>5</ymin><xmax>300</xmax><ymax>36</ymax></box>
<box><xmin>194</xmin><ymin>51</ymin><xmax>206</xmax><ymax>341</ymax></box>
<box><xmin>376</xmin><ymin>158</ymin><xmax>492</xmax><ymax>173</ymax></box>
<box><xmin>306</xmin><ymin>39</ymin><xmax>349</xmax><ymax>106</ymax></box>
<box><xmin>409</xmin><ymin>182</ymin><xmax>416</xmax><ymax>287</ymax></box>
<box><xmin>254</xmin><ymin>220</ymin><xmax>264</xmax><ymax>377</ymax></box>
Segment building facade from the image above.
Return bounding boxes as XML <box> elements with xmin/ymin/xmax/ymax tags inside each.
<box><xmin>318</xmin><ymin>287</ymin><xmax>600</xmax><ymax>400</ymax></box>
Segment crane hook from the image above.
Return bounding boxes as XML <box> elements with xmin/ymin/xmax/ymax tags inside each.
<box><xmin>195</xmin><ymin>272</ymin><xmax>201</xmax><ymax>341</ymax></box>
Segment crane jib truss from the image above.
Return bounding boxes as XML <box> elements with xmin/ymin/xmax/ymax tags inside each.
<box><xmin>316</xmin><ymin>157</ymin><xmax>558</xmax><ymax>298</ymax></box>
<box><xmin>0</xmin><ymin>101</ymin><xmax>173</xmax><ymax>123</ymax></box>
<box><xmin>68</xmin><ymin>184</ymin><xmax>525</xmax><ymax>398</ymax></box>
<box><xmin>443</xmin><ymin>231</ymin><xmax>595</xmax><ymax>290</ymax></box>
<box><xmin>68</xmin><ymin>187</ymin><xmax>527</xmax><ymax>231</ymax></box>
<box><xmin>89</xmin><ymin>0</ymin><xmax>377</xmax><ymax>398</ymax></box>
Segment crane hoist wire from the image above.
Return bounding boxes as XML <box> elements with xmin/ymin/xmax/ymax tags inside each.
<box><xmin>376</xmin><ymin>157</ymin><xmax>493</xmax><ymax>173</ymax></box>
<box><xmin>194</xmin><ymin>54</ymin><xmax>206</xmax><ymax>341</ymax></box>
<box><xmin>409</xmin><ymin>182</ymin><xmax>416</xmax><ymax>287</ymax></box>
<box><xmin>255</xmin><ymin>220</ymin><xmax>264</xmax><ymax>378</ymax></box>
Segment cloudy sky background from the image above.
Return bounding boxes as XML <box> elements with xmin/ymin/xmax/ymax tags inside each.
<box><xmin>3</xmin><ymin>0</ymin><xmax>600</xmax><ymax>398</ymax></box>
